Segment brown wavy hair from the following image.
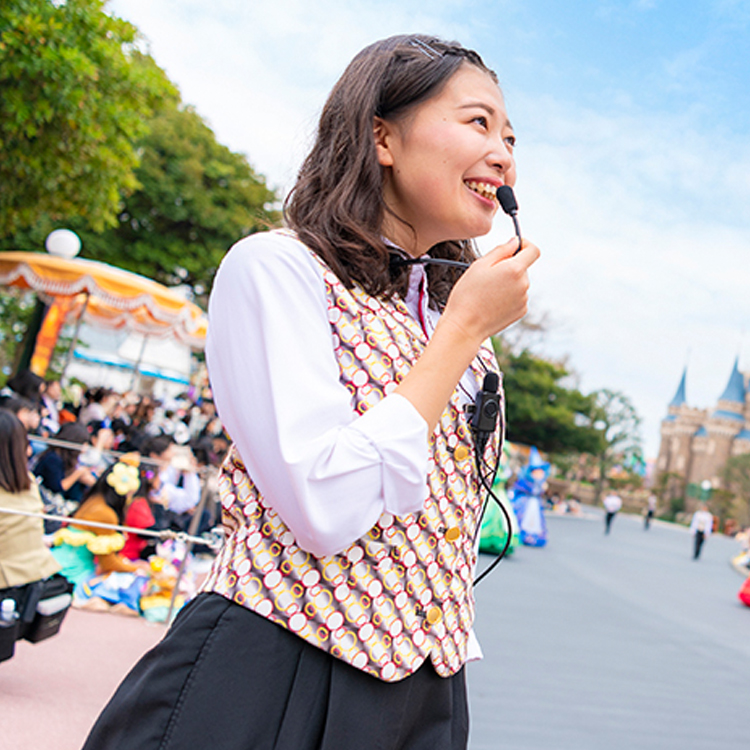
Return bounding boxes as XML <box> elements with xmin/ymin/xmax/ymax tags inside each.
<box><xmin>0</xmin><ymin>409</ymin><xmax>31</xmax><ymax>493</ymax></box>
<box><xmin>284</xmin><ymin>34</ymin><xmax>498</xmax><ymax>308</ymax></box>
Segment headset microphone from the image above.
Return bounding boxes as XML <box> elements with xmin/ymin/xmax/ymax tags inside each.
<box><xmin>496</xmin><ymin>185</ymin><xmax>522</xmax><ymax>256</ymax></box>
<box><xmin>469</xmin><ymin>372</ymin><xmax>500</xmax><ymax>456</ymax></box>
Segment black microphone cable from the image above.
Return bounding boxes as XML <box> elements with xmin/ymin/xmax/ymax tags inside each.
<box><xmin>389</xmin><ymin>255</ymin><xmax>470</xmax><ymax>271</ymax></box>
<box><xmin>389</xmin><ymin>187</ymin><xmax>523</xmax><ymax>581</ymax></box>
<box><xmin>472</xmin><ymin>448</ymin><xmax>513</xmax><ymax>586</ymax></box>
<box><xmin>467</xmin><ymin>372</ymin><xmax>514</xmax><ymax>585</ymax></box>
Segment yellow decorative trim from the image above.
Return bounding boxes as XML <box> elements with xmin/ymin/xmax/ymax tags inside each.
<box><xmin>52</xmin><ymin>528</ymin><xmax>96</xmax><ymax>547</ymax></box>
<box><xmin>87</xmin><ymin>533</ymin><xmax>125</xmax><ymax>555</ymax></box>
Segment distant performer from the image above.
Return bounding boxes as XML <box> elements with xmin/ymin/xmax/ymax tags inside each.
<box><xmin>690</xmin><ymin>503</ymin><xmax>714</xmax><ymax>560</ymax></box>
<box><xmin>603</xmin><ymin>491</ymin><xmax>622</xmax><ymax>534</ymax></box>
<box><xmin>644</xmin><ymin>494</ymin><xmax>656</xmax><ymax>530</ymax></box>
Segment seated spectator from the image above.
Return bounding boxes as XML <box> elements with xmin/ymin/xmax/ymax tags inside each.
<box><xmin>131</xmin><ymin>397</ymin><xmax>159</xmax><ymax>437</ymax></box>
<box><xmin>50</xmin><ymin>456</ymin><xmax>149</xmax><ymax>587</ymax></box>
<box><xmin>109</xmin><ymin>418</ymin><xmax>131</xmax><ymax>451</ymax></box>
<box><xmin>78</xmin><ymin>387</ymin><xmax>118</xmax><ymax>427</ymax></box>
<box><xmin>2</xmin><ymin>369</ymin><xmax>44</xmax><ymax>406</ymax></box>
<box><xmin>0</xmin><ymin>410</ymin><xmax>61</xmax><ymax>594</ymax></box>
<box><xmin>188</xmin><ymin>398</ymin><xmax>218</xmax><ymax>440</ymax></box>
<box><xmin>121</xmin><ymin>468</ymin><xmax>163</xmax><ymax>562</ymax></box>
<box><xmin>143</xmin><ymin>435</ymin><xmax>201</xmax><ymax>532</ymax></box>
<box><xmin>33</xmin><ymin>422</ymin><xmax>96</xmax><ymax>505</ymax></box>
<box><xmin>3</xmin><ymin>396</ymin><xmax>41</xmax><ymax>436</ymax></box>
<box><xmin>40</xmin><ymin>379</ymin><xmax>62</xmax><ymax>435</ymax></box>
<box><xmin>79</xmin><ymin>420</ymin><xmax>115</xmax><ymax>477</ymax></box>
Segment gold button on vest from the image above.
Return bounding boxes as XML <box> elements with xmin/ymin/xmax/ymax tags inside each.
<box><xmin>444</xmin><ymin>527</ymin><xmax>461</xmax><ymax>543</ymax></box>
<box><xmin>426</xmin><ymin>606</ymin><xmax>443</xmax><ymax>625</ymax></box>
<box><xmin>453</xmin><ymin>446</ymin><xmax>469</xmax><ymax>461</ymax></box>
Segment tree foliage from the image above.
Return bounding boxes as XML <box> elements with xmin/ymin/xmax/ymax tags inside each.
<box><xmin>493</xmin><ymin>339</ymin><xmax>604</xmax><ymax>456</ymax></box>
<box><xmin>0</xmin><ymin>288</ymin><xmax>36</xmax><ymax>380</ymax></box>
<box><xmin>76</xmin><ymin>100</ymin><xmax>280</xmax><ymax>290</ymax></box>
<box><xmin>589</xmin><ymin>388</ymin><xmax>643</xmax><ymax>501</ymax></box>
<box><xmin>722</xmin><ymin>453</ymin><xmax>750</xmax><ymax>521</ymax></box>
<box><xmin>0</xmin><ymin>0</ymin><xmax>175</xmax><ymax>236</ymax></box>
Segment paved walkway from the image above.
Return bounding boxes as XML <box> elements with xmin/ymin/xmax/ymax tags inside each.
<box><xmin>469</xmin><ymin>511</ymin><xmax>749</xmax><ymax>750</ymax></box>
<box><xmin>0</xmin><ymin>608</ymin><xmax>166</xmax><ymax>749</ymax></box>
<box><xmin>1</xmin><ymin>511</ymin><xmax>747</xmax><ymax>749</ymax></box>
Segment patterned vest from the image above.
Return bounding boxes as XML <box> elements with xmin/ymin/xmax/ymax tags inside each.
<box><xmin>202</xmin><ymin>244</ymin><xmax>502</xmax><ymax>682</ymax></box>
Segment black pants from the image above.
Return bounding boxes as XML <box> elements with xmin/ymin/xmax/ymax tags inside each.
<box><xmin>693</xmin><ymin>530</ymin><xmax>706</xmax><ymax>559</ymax></box>
<box><xmin>644</xmin><ymin>510</ymin><xmax>654</xmax><ymax>530</ymax></box>
<box><xmin>83</xmin><ymin>593</ymin><xmax>469</xmax><ymax>750</ymax></box>
<box><xmin>605</xmin><ymin>511</ymin><xmax>617</xmax><ymax>534</ymax></box>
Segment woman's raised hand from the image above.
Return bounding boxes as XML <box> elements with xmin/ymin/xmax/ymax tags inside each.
<box><xmin>441</xmin><ymin>236</ymin><xmax>540</xmax><ymax>344</ymax></box>
<box><xmin>395</xmin><ymin>236</ymin><xmax>539</xmax><ymax>433</ymax></box>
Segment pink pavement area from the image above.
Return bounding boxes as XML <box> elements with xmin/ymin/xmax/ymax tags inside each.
<box><xmin>0</xmin><ymin>607</ymin><xmax>167</xmax><ymax>749</ymax></box>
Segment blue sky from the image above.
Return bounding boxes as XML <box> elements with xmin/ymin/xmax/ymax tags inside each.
<box><xmin>108</xmin><ymin>0</ymin><xmax>750</xmax><ymax>458</ymax></box>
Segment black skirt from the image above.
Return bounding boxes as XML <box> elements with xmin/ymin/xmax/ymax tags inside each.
<box><xmin>83</xmin><ymin>593</ymin><xmax>469</xmax><ymax>750</ymax></box>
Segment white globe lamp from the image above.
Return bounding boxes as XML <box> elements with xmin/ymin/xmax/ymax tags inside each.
<box><xmin>45</xmin><ymin>229</ymin><xmax>81</xmax><ymax>259</ymax></box>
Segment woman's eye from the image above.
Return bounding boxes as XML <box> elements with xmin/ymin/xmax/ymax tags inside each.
<box><xmin>472</xmin><ymin>115</ymin><xmax>488</xmax><ymax>128</ymax></box>
<box><xmin>504</xmin><ymin>134</ymin><xmax>516</xmax><ymax>149</ymax></box>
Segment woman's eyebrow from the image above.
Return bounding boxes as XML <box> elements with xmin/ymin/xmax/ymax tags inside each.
<box><xmin>459</xmin><ymin>101</ymin><xmax>496</xmax><ymax>115</ymax></box>
<box><xmin>458</xmin><ymin>101</ymin><xmax>514</xmax><ymax>129</ymax></box>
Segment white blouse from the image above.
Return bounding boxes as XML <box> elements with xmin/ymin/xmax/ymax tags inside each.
<box><xmin>206</xmin><ymin>231</ymin><xmax>479</xmax><ymax>558</ymax></box>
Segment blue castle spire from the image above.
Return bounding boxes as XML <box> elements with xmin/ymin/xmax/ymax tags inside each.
<box><xmin>712</xmin><ymin>357</ymin><xmax>746</xmax><ymax>421</ymax></box>
<box><xmin>669</xmin><ymin>367</ymin><xmax>687</xmax><ymax>408</ymax></box>
<box><xmin>718</xmin><ymin>357</ymin><xmax>746</xmax><ymax>404</ymax></box>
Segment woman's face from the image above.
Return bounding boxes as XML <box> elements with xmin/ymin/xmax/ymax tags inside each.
<box><xmin>18</xmin><ymin>407</ymin><xmax>40</xmax><ymax>431</ymax></box>
<box><xmin>95</xmin><ymin>428</ymin><xmax>115</xmax><ymax>451</ymax></box>
<box><xmin>376</xmin><ymin>64</ymin><xmax>516</xmax><ymax>256</ymax></box>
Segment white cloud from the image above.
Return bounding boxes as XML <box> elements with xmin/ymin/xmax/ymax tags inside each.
<box><xmin>110</xmin><ymin>0</ymin><xmax>476</xmax><ymax>191</ymax></box>
<box><xmin>478</xmin><ymin>94</ymin><xmax>750</xmax><ymax>455</ymax></box>
<box><xmin>108</xmin><ymin>0</ymin><xmax>750</xmax><ymax>458</ymax></box>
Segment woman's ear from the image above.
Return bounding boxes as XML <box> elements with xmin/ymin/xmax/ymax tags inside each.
<box><xmin>373</xmin><ymin>117</ymin><xmax>394</xmax><ymax>167</ymax></box>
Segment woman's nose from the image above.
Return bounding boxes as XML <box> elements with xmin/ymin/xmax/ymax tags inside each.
<box><xmin>487</xmin><ymin>141</ymin><xmax>514</xmax><ymax>173</ymax></box>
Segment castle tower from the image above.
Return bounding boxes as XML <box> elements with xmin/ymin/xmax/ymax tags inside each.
<box><xmin>688</xmin><ymin>357</ymin><xmax>747</xmax><ymax>486</ymax></box>
<box><xmin>656</xmin><ymin>367</ymin><xmax>706</xmax><ymax>481</ymax></box>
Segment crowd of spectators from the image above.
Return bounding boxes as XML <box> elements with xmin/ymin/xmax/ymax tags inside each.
<box><xmin>0</xmin><ymin>368</ymin><xmax>229</xmax><ymax>626</ymax></box>
<box><xmin>0</xmin><ymin>368</ymin><xmax>228</xmax><ymax>540</ymax></box>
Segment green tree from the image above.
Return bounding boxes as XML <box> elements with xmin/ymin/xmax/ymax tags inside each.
<box><xmin>654</xmin><ymin>470</ymin><xmax>684</xmax><ymax>517</ymax></box>
<box><xmin>0</xmin><ymin>288</ymin><xmax>36</xmax><ymax>381</ymax></box>
<box><xmin>76</xmin><ymin>101</ymin><xmax>279</xmax><ymax>291</ymax></box>
<box><xmin>722</xmin><ymin>453</ymin><xmax>750</xmax><ymax>523</ymax></box>
<box><xmin>493</xmin><ymin>340</ymin><xmax>604</xmax><ymax>456</ymax></box>
<box><xmin>589</xmin><ymin>389</ymin><xmax>642</xmax><ymax>503</ymax></box>
<box><xmin>0</xmin><ymin>0</ymin><xmax>174</xmax><ymax>235</ymax></box>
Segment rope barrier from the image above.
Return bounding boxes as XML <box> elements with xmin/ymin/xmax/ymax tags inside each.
<box><xmin>0</xmin><ymin>505</ymin><xmax>219</xmax><ymax>548</ymax></box>
<box><xmin>27</xmin><ymin>433</ymin><xmax>213</xmax><ymax>475</ymax></box>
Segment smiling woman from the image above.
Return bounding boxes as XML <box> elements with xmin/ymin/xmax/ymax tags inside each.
<box><xmin>374</xmin><ymin>64</ymin><xmax>517</xmax><ymax>254</ymax></box>
<box><xmin>82</xmin><ymin>33</ymin><xmax>540</xmax><ymax>750</ymax></box>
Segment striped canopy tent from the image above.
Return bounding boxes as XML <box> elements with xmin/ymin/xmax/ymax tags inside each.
<box><xmin>0</xmin><ymin>251</ymin><xmax>207</xmax><ymax>348</ymax></box>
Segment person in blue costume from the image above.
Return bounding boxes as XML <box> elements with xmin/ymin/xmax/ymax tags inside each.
<box><xmin>509</xmin><ymin>447</ymin><xmax>549</xmax><ymax>547</ymax></box>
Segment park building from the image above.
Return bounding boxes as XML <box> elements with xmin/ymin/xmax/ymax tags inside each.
<box><xmin>656</xmin><ymin>357</ymin><xmax>750</xmax><ymax>504</ymax></box>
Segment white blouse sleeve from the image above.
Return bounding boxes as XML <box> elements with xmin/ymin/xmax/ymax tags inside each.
<box><xmin>206</xmin><ymin>232</ymin><xmax>429</xmax><ymax>558</ymax></box>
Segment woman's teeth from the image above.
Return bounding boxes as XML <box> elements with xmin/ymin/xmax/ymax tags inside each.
<box><xmin>465</xmin><ymin>181</ymin><xmax>497</xmax><ymax>202</ymax></box>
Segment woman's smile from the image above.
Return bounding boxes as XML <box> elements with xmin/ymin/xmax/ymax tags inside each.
<box><xmin>376</xmin><ymin>64</ymin><xmax>516</xmax><ymax>256</ymax></box>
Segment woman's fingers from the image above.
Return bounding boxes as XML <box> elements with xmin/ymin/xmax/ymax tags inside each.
<box><xmin>444</xmin><ymin>237</ymin><xmax>540</xmax><ymax>341</ymax></box>
<box><xmin>485</xmin><ymin>237</ymin><xmax>540</xmax><ymax>267</ymax></box>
